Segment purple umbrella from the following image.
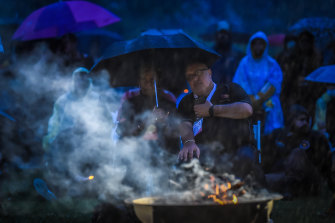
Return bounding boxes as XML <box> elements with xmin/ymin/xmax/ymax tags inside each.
<box><xmin>12</xmin><ymin>1</ymin><xmax>121</xmax><ymax>41</ymax></box>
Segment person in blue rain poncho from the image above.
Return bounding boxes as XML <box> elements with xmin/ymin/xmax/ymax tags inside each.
<box><xmin>233</xmin><ymin>31</ymin><xmax>284</xmax><ymax>135</ymax></box>
<box><xmin>38</xmin><ymin>67</ymin><xmax>112</xmax><ymax>199</ymax></box>
<box><xmin>43</xmin><ymin>67</ymin><xmax>112</xmax><ymax>151</ymax></box>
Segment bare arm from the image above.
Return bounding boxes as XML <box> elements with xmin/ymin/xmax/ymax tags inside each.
<box><xmin>251</xmin><ymin>83</ymin><xmax>276</xmax><ymax>108</ymax></box>
<box><xmin>179</xmin><ymin>121</ymin><xmax>194</xmax><ymax>142</ymax></box>
<box><xmin>194</xmin><ymin>100</ymin><xmax>253</xmax><ymax>119</ymax></box>
<box><xmin>258</xmin><ymin>84</ymin><xmax>276</xmax><ymax>103</ymax></box>
<box><xmin>213</xmin><ymin>102</ymin><xmax>253</xmax><ymax>119</ymax></box>
<box><xmin>178</xmin><ymin>121</ymin><xmax>200</xmax><ymax>161</ymax></box>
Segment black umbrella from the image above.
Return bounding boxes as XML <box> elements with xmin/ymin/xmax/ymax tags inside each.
<box><xmin>92</xmin><ymin>29</ymin><xmax>220</xmax><ymax>95</ymax></box>
<box><xmin>288</xmin><ymin>17</ymin><xmax>335</xmax><ymax>48</ymax></box>
<box><xmin>305</xmin><ymin>65</ymin><xmax>335</xmax><ymax>84</ymax></box>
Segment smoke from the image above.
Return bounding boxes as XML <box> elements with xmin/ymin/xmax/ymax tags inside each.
<box><xmin>1</xmin><ymin>42</ymin><xmax>273</xmax><ymax>217</ymax></box>
<box><xmin>1</xmin><ymin>42</ymin><xmax>181</xmax><ymax>211</ymax></box>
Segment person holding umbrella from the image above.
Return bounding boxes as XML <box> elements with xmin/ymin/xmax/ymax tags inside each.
<box><xmin>116</xmin><ymin>61</ymin><xmax>178</xmax><ymax>153</ymax></box>
<box><xmin>303</xmin><ymin>65</ymin><xmax>335</xmax><ymax>216</ymax></box>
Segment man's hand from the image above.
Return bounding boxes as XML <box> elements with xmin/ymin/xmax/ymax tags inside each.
<box><xmin>250</xmin><ymin>95</ymin><xmax>262</xmax><ymax>110</ymax></box>
<box><xmin>194</xmin><ymin>100</ymin><xmax>212</xmax><ymax>117</ymax></box>
<box><xmin>178</xmin><ymin>141</ymin><xmax>200</xmax><ymax>161</ymax></box>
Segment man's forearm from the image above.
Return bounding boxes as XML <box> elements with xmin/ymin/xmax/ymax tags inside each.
<box><xmin>179</xmin><ymin>121</ymin><xmax>194</xmax><ymax>142</ymax></box>
<box><xmin>257</xmin><ymin>84</ymin><xmax>276</xmax><ymax>103</ymax></box>
<box><xmin>213</xmin><ymin>102</ymin><xmax>253</xmax><ymax>119</ymax></box>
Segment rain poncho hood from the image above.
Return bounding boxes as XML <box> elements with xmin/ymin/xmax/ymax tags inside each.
<box><xmin>246</xmin><ymin>31</ymin><xmax>269</xmax><ymax>60</ymax></box>
<box><xmin>70</xmin><ymin>67</ymin><xmax>93</xmax><ymax>96</ymax></box>
<box><xmin>233</xmin><ymin>31</ymin><xmax>284</xmax><ymax>134</ymax></box>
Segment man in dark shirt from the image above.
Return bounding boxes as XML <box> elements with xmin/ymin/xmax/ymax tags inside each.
<box><xmin>262</xmin><ymin>105</ymin><xmax>333</xmax><ymax>197</ymax></box>
<box><xmin>177</xmin><ymin>60</ymin><xmax>254</xmax><ymax>172</ymax></box>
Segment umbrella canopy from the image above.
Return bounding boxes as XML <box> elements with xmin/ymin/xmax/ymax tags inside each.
<box><xmin>288</xmin><ymin>17</ymin><xmax>335</xmax><ymax>47</ymax></box>
<box><xmin>267</xmin><ymin>33</ymin><xmax>286</xmax><ymax>46</ymax></box>
<box><xmin>305</xmin><ymin>65</ymin><xmax>335</xmax><ymax>84</ymax></box>
<box><xmin>12</xmin><ymin>1</ymin><xmax>120</xmax><ymax>41</ymax></box>
<box><xmin>75</xmin><ymin>29</ymin><xmax>122</xmax><ymax>57</ymax></box>
<box><xmin>93</xmin><ymin>29</ymin><xmax>220</xmax><ymax>93</ymax></box>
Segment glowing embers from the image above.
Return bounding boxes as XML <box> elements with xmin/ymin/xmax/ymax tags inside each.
<box><xmin>75</xmin><ymin>175</ymin><xmax>95</xmax><ymax>182</ymax></box>
<box><xmin>200</xmin><ymin>175</ymin><xmax>244</xmax><ymax>205</ymax></box>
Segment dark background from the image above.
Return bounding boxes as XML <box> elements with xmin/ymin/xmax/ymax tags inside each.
<box><xmin>1</xmin><ymin>0</ymin><xmax>335</xmax><ymax>50</ymax></box>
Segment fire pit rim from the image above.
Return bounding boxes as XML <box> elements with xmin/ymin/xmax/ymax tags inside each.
<box><xmin>125</xmin><ymin>193</ymin><xmax>283</xmax><ymax>207</ymax></box>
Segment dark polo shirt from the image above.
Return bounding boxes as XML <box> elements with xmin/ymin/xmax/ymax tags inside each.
<box><xmin>177</xmin><ymin>83</ymin><xmax>252</xmax><ymax>153</ymax></box>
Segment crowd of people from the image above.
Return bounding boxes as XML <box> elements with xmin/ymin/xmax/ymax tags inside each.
<box><xmin>1</xmin><ymin>19</ymin><xmax>335</xmax><ymax>221</ymax></box>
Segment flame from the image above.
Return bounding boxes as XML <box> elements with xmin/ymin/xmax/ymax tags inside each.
<box><xmin>232</xmin><ymin>194</ymin><xmax>238</xmax><ymax>204</ymax></box>
<box><xmin>202</xmin><ymin>177</ymin><xmax>238</xmax><ymax>205</ymax></box>
<box><xmin>204</xmin><ymin>184</ymin><xmax>209</xmax><ymax>190</ymax></box>
<box><xmin>184</xmin><ymin>89</ymin><xmax>189</xmax><ymax>93</ymax></box>
<box><xmin>88</xmin><ymin>175</ymin><xmax>94</xmax><ymax>180</ymax></box>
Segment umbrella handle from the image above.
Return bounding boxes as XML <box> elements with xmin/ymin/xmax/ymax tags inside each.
<box><xmin>154</xmin><ymin>79</ymin><xmax>159</xmax><ymax>108</ymax></box>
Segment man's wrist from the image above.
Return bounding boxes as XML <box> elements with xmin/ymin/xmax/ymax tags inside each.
<box><xmin>183</xmin><ymin>139</ymin><xmax>195</xmax><ymax>145</ymax></box>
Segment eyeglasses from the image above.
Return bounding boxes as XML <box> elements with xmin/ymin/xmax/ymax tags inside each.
<box><xmin>186</xmin><ymin>68</ymin><xmax>209</xmax><ymax>81</ymax></box>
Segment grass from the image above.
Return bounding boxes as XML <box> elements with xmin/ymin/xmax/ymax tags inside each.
<box><xmin>271</xmin><ymin>187</ymin><xmax>334</xmax><ymax>223</ymax></box>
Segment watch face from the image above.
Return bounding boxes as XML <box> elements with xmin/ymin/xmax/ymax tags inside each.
<box><xmin>299</xmin><ymin>139</ymin><xmax>310</xmax><ymax>150</ymax></box>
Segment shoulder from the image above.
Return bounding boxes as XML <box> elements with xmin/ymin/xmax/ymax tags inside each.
<box><xmin>265</xmin><ymin>128</ymin><xmax>287</xmax><ymax>141</ymax></box>
<box><xmin>88</xmin><ymin>90</ymin><xmax>100</xmax><ymax>99</ymax></box>
<box><xmin>54</xmin><ymin>93</ymin><xmax>70</xmax><ymax>106</ymax></box>
<box><xmin>238</xmin><ymin>56</ymin><xmax>248</xmax><ymax>66</ymax></box>
<box><xmin>225</xmin><ymin>82</ymin><xmax>246</xmax><ymax>93</ymax></box>
<box><xmin>215</xmin><ymin>83</ymin><xmax>250</xmax><ymax>104</ymax></box>
<box><xmin>267</xmin><ymin>56</ymin><xmax>281</xmax><ymax>69</ymax></box>
<box><xmin>121</xmin><ymin>88</ymin><xmax>141</xmax><ymax>101</ymax></box>
<box><xmin>161</xmin><ymin>89</ymin><xmax>177</xmax><ymax>103</ymax></box>
<box><xmin>177</xmin><ymin>92</ymin><xmax>193</xmax><ymax>109</ymax></box>
<box><xmin>309</xmin><ymin>130</ymin><xmax>328</xmax><ymax>140</ymax></box>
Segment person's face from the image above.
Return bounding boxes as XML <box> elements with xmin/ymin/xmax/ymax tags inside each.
<box><xmin>139</xmin><ymin>68</ymin><xmax>156</xmax><ymax>96</ymax></box>
<box><xmin>292</xmin><ymin>114</ymin><xmax>309</xmax><ymax>133</ymax></box>
<box><xmin>298</xmin><ymin>34</ymin><xmax>313</xmax><ymax>53</ymax></box>
<box><xmin>251</xmin><ymin>38</ymin><xmax>266</xmax><ymax>59</ymax></box>
<box><xmin>185</xmin><ymin>63</ymin><xmax>212</xmax><ymax>96</ymax></box>
<box><xmin>215</xmin><ymin>30</ymin><xmax>232</xmax><ymax>47</ymax></box>
<box><xmin>73</xmin><ymin>72</ymin><xmax>90</xmax><ymax>96</ymax></box>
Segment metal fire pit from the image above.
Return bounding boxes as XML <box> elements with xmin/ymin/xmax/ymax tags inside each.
<box><xmin>125</xmin><ymin>194</ymin><xmax>282</xmax><ymax>223</ymax></box>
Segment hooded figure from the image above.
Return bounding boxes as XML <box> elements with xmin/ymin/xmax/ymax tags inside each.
<box><xmin>233</xmin><ymin>31</ymin><xmax>284</xmax><ymax>134</ymax></box>
<box><xmin>43</xmin><ymin>67</ymin><xmax>111</xmax><ymax>151</ymax></box>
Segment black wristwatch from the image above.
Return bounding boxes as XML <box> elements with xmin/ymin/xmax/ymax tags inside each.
<box><xmin>209</xmin><ymin>105</ymin><xmax>214</xmax><ymax>117</ymax></box>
